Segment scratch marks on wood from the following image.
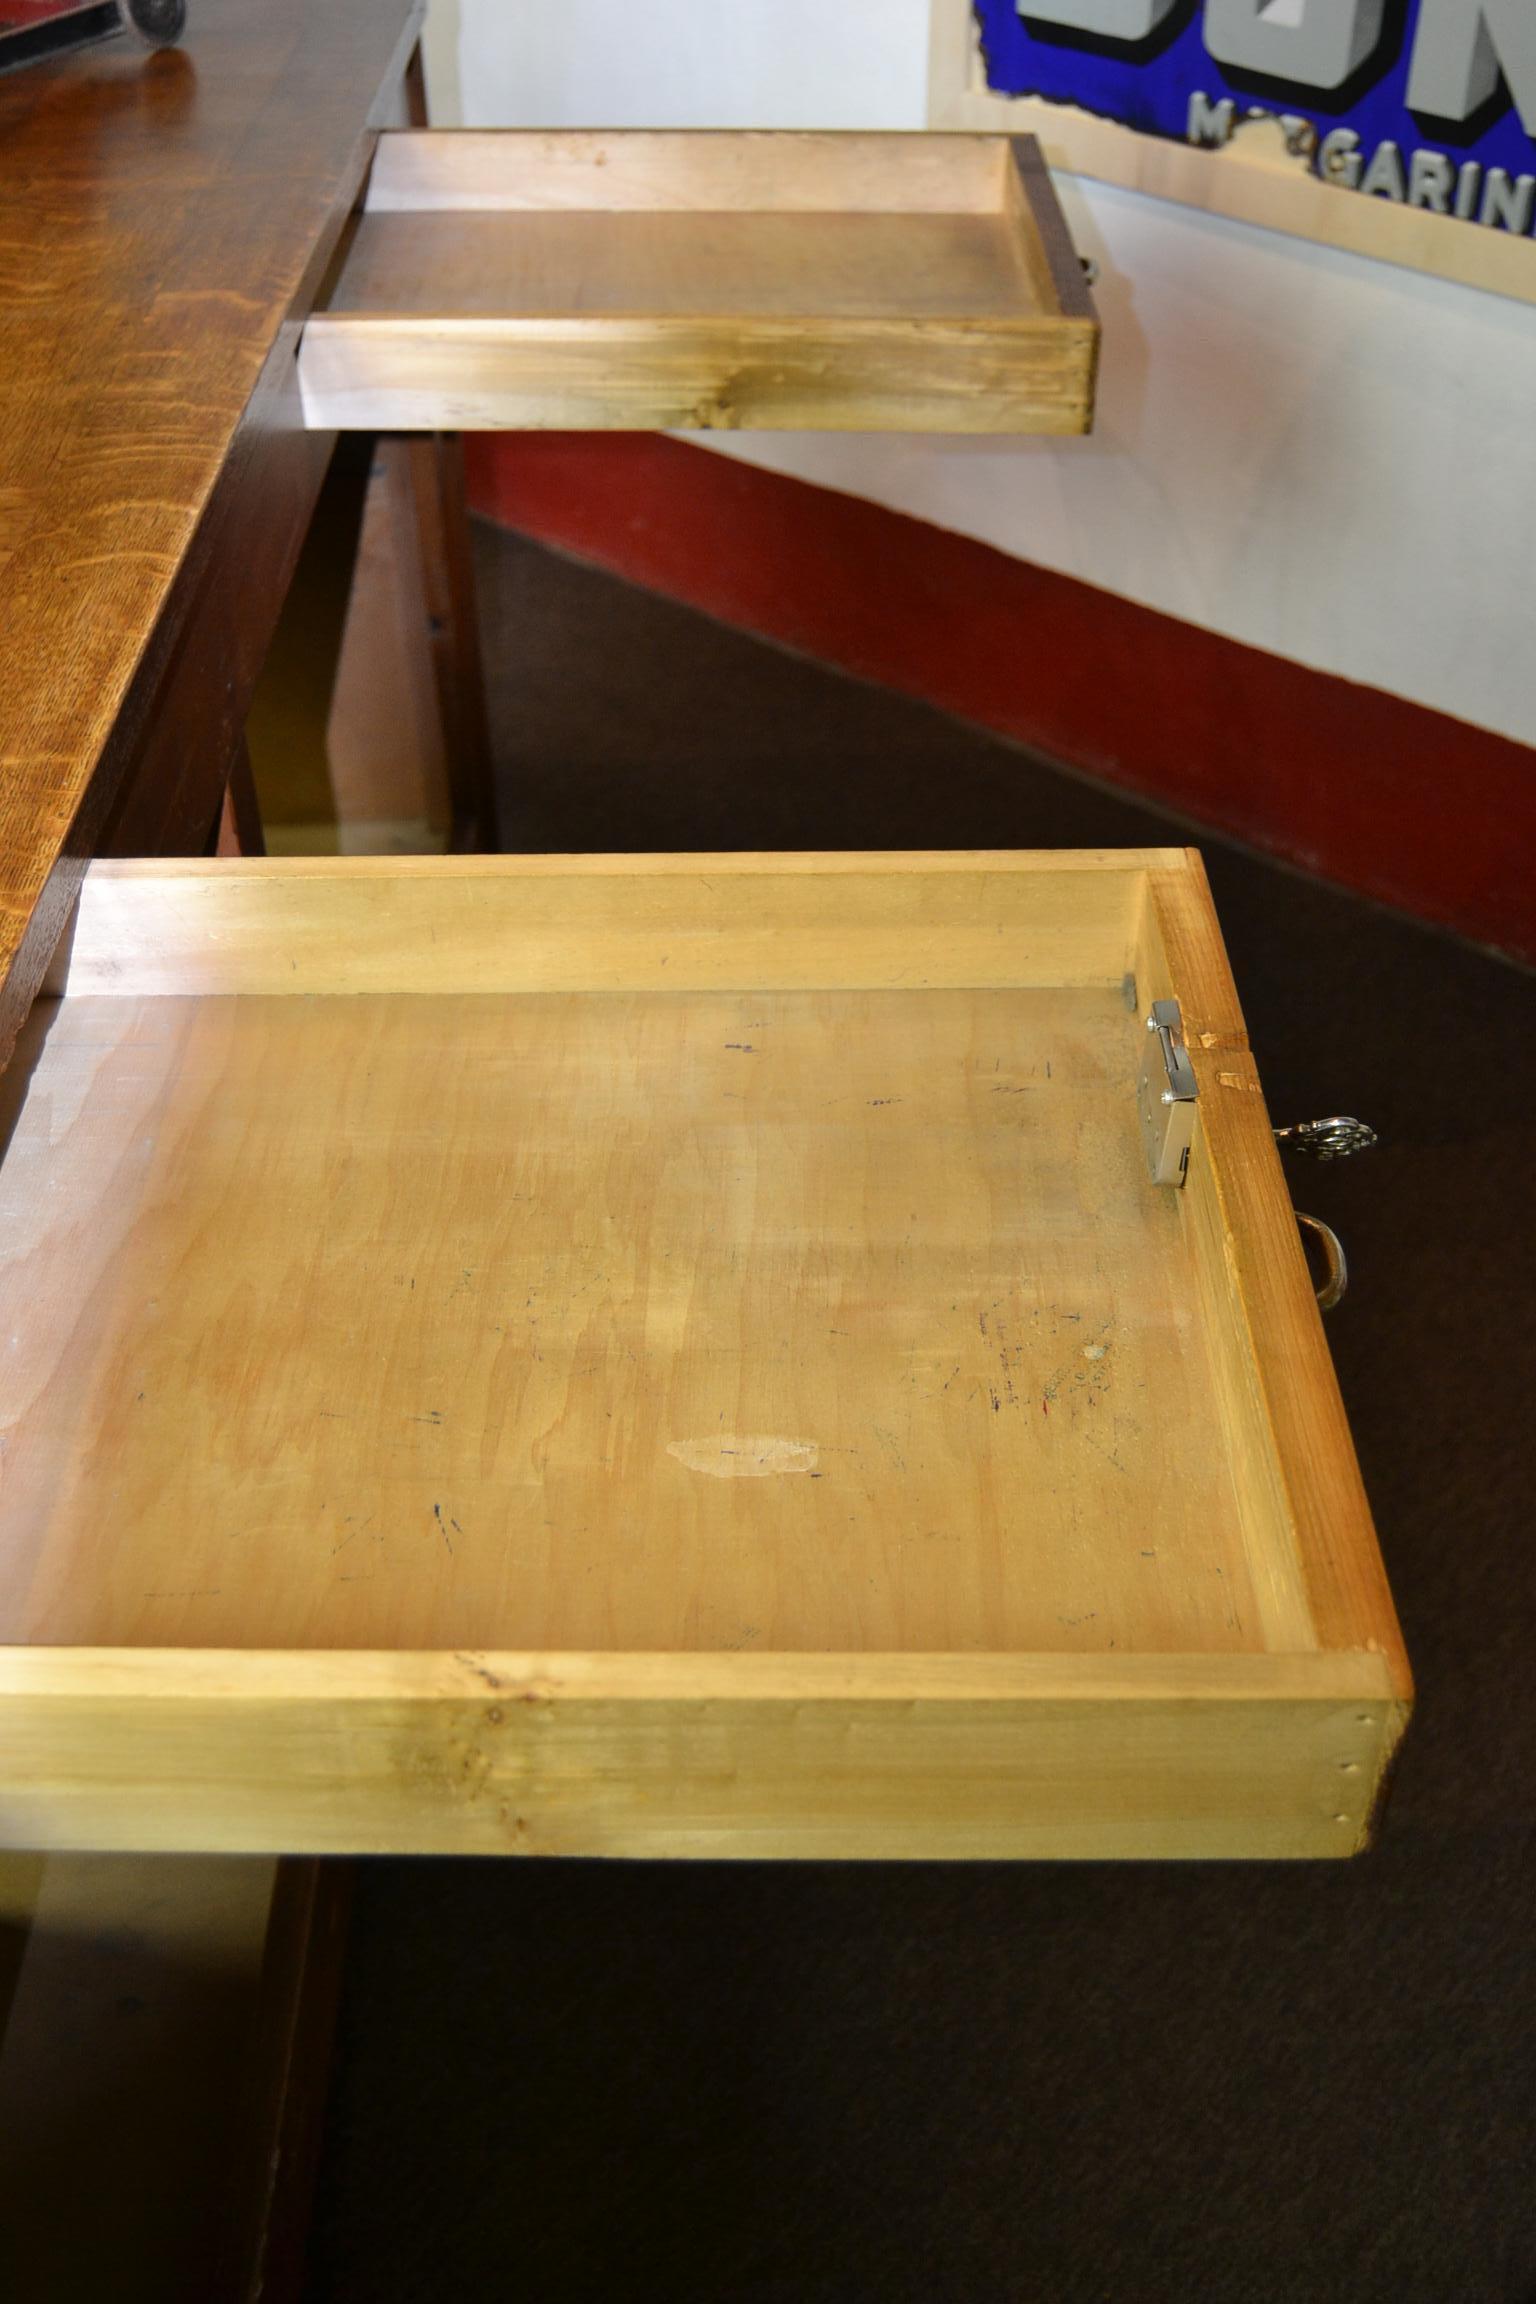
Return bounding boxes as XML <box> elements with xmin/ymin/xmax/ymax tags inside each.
<box><xmin>872</xmin><ymin>1424</ymin><xmax>907</xmax><ymax>1474</ymax></box>
<box><xmin>1041</xmin><ymin>1319</ymin><xmax>1115</xmax><ymax>1413</ymax></box>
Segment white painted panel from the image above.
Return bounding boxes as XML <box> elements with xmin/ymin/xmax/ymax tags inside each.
<box><xmin>423</xmin><ymin>0</ymin><xmax>930</xmax><ymax>132</ymax></box>
<box><xmin>703</xmin><ymin>176</ymin><xmax>1536</xmax><ymax>749</ymax></box>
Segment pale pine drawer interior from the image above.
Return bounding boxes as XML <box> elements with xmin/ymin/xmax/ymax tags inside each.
<box><xmin>297</xmin><ymin>130</ymin><xmax>1098</xmax><ymax>434</ymax></box>
<box><xmin>0</xmin><ymin>853</ymin><xmax>1407</xmax><ymax>1858</ymax></box>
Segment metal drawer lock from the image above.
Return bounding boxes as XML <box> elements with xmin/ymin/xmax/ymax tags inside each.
<box><xmin>1138</xmin><ymin>998</ymin><xmax>1199</xmax><ymax>1188</ymax></box>
<box><xmin>1139</xmin><ymin>999</ymin><xmax>1375</xmax><ymax>1310</ymax></box>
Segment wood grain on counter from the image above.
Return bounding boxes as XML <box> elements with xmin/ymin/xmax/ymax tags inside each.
<box><xmin>0</xmin><ymin>0</ymin><xmax>423</xmax><ymax>1066</ymax></box>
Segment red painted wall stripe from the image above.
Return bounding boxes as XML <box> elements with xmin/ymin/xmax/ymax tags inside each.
<box><xmin>465</xmin><ymin>432</ymin><xmax>1535</xmax><ymax>962</ymax></box>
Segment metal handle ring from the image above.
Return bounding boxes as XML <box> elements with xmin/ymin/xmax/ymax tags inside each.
<box><xmin>1296</xmin><ymin>1211</ymin><xmax>1348</xmax><ymax>1311</ymax></box>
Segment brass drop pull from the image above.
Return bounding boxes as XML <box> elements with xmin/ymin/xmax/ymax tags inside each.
<box><xmin>1295</xmin><ymin>1211</ymin><xmax>1349</xmax><ymax>1312</ymax></box>
<box><xmin>1274</xmin><ymin>1115</ymin><xmax>1376</xmax><ymax>1311</ymax></box>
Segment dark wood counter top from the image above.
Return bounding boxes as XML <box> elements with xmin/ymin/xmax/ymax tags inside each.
<box><xmin>0</xmin><ymin>0</ymin><xmax>422</xmax><ymax>1060</ymax></box>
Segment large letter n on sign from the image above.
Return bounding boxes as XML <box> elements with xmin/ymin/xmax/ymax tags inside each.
<box><xmin>1408</xmin><ymin>0</ymin><xmax>1536</xmax><ymax>133</ymax></box>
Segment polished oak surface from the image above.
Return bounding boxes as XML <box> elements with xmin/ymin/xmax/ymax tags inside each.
<box><xmin>0</xmin><ymin>0</ymin><xmax>423</xmax><ymax>1067</ymax></box>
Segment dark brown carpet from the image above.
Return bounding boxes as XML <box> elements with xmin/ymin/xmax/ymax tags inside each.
<box><xmin>302</xmin><ymin>521</ymin><xmax>1536</xmax><ymax>2304</ymax></box>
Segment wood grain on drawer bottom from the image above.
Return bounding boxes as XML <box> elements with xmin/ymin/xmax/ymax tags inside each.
<box><xmin>0</xmin><ymin>981</ymin><xmax>1262</xmax><ymax>1660</ymax></box>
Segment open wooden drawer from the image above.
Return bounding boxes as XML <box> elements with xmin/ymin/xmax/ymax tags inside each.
<box><xmin>297</xmin><ymin>131</ymin><xmax>1098</xmax><ymax>434</ymax></box>
<box><xmin>0</xmin><ymin>853</ymin><xmax>1407</xmax><ymax>1859</ymax></box>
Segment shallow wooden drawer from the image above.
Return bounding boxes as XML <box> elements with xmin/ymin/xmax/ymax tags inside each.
<box><xmin>297</xmin><ymin>131</ymin><xmax>1098</xmax><ymax>434</ymax></box>
<box><xmin>0</xmin><ymin>852</ymin><xmax>1407</xmax><ymax>1859</ymax></box>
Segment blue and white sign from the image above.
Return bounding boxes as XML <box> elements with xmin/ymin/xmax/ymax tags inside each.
<box><xmin>975</xmin><ymin>0</ymin><xmax>1536</xmax><ymax>236</ymax></box>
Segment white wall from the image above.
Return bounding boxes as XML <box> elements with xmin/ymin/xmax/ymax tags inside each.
<box><xmin>424</xmin><ymin>0</ymin><xmax>931</xmax><ymax>132</ymax></box>
<box><xmin>423</xmin><ymin>2</ymin><xmax>1536</xmax><ymax>752</ymax></box>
